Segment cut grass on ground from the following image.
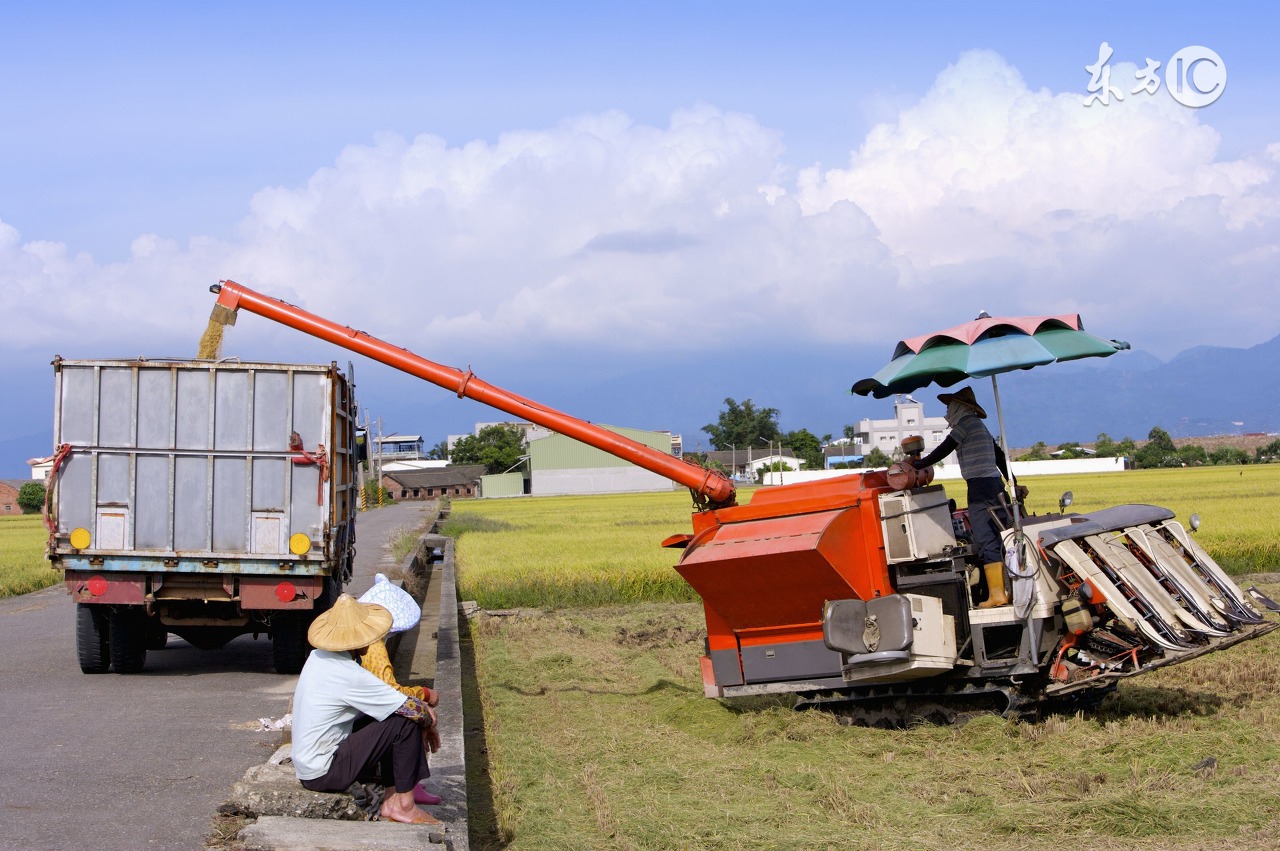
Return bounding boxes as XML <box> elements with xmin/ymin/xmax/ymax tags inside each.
<box><xmin>466</xmin><ymin>598</ymin><xmax>1280</xmax><ymax>851</ymax></box>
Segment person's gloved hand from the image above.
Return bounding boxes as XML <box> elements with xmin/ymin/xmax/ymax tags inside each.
<box><xmin>1015</xmin><ymin>485</ymin><xmax>1030</xmax><ymax>501</ymax></box>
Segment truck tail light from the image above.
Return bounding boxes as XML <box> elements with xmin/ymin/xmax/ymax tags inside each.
<box><xmin>275</xmin><ymin>581</ymin><xmax>298</xmax><ymax>603</ymax></box>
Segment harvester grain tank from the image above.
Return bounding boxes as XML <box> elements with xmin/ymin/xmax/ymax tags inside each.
<box><xmin>201</xmin><ymin>281</ymin><xmax>1277</xmax><ymax>720</ymax></box>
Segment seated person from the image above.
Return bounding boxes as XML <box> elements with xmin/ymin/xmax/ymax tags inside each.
<box><xmin>291</xmin><ymin>594</ymin><xmax>440</xmax><ymax>824</ymax></box>
<box><xmin>358</xmin><ymin>573</ymin><xmax>441</xmax><ymax>805</ymax></box>
<box><xmin>358</xmin><ymin>573</ymin><xmax>438</xmax><ymax>707</ymax></box>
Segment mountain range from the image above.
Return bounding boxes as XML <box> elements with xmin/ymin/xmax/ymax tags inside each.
<box><xmin>5</xmin><ymin>334</ymin><xmax>1278</xmax><ymax>478</ymax></box>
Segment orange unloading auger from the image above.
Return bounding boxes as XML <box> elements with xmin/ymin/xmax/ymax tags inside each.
<box><xmin>209</xmin><ymin>280</ymin><xmax>895</xmax><ymax>697</ymax></box>
<box><xmin>211</xmin><ymin>280</ymin><xmax>735</xmax><ymax>508</ymax></box>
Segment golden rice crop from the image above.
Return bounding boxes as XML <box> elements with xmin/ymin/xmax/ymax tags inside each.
<box><xmin>450</xmin><ymin>467</ymin><xmax>1280</xmax><ymax>608</ymax></box>
<box><xmin>446</xmin><ymin>489</ymin><xmax>703</xmax><ymax>608</ymax></box>
<box><xmin>0</xmin><ymin>514</ymin><xmax>58</xmax><ymax>598</ymax></box>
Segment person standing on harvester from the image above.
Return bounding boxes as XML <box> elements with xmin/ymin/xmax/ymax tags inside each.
<box><xmin>912</xmin><ymin>386</ymin><xmax>1013</xmax><ymax>608</ymax></box>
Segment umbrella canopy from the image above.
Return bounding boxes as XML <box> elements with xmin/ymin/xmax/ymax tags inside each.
<box><xmin>851</xmin><ymin>314</ymin><xmax>1129</xmax><ymax>399</ymax></box>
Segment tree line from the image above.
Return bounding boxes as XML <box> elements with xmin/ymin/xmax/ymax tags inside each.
<box><xmin>359</xmin><ymin>402</ymin><xmax>1280</xmax><ymax>488</ymax></box>
<box><xmin>1018</xmin><ymin>426</ymin><xmax>1274</xmax><ymax>468</ymax></box>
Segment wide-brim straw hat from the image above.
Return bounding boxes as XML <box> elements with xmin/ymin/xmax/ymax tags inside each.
<box><xmin>308</xmin><ymin>593</ymin><xmax>393</xmax><ymax>652</ymax></box>
<box><xmin>937</xmin><ymin>385</ymin><xmax>988</xmax><ymax>419</ymax></box>
<box><xmin>358</xmin><ymin>573</ymin><xmax>421</xmax><ymax>634</ymax></box>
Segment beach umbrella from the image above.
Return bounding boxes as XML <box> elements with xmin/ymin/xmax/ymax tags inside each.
<box><xmin>852</xmin><ymin>312</ymin><xmax>1130</xmax><ymax>533</ymax></box>
<box><xmin>851</xmin><ymin>313</ymin><xmax>1129</xmax><ymax>399</ymax></box>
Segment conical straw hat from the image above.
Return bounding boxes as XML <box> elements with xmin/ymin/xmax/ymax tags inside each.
<box><xmin>307</xmin><ymin>593</ymin><xmax>393</xmax><ymax>652</ymax></box>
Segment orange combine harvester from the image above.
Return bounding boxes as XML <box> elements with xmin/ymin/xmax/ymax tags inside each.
<box><xmin>208</xmin><ymin>280</ymin><xmax>1278</xmax><ymax>724</ymax></box>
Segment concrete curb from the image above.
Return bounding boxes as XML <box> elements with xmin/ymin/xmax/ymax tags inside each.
<box><xmin>226</xmin><ymin>505</ymin><xmax>468</xmax><ymax>850</ymax></box>
<box><xmin>409</xmin><ymin>531</ymin><xmax>469</xmax><ymax>849</ymax></box>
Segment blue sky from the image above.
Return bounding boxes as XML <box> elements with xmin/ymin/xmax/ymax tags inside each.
<box><xmin>3</xmin><ymin>1</ymin><xmax>1279</xmax><ymax>474</ymax></box>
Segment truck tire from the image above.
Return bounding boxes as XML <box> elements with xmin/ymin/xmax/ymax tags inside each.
<box><xmin>273</xmin><ymin>614</ymin><xmax>309</xmax><ymax>674</ymax></box>
<box><xmin>109</xmin><ymin>608</ymin><xmax>148</xmax><ymax>674</ymax></box>
<box><xmin>144</xmin><ymin>622</ymin><xmax>169</xmax><ymax>650</ymax></box>
<box><xmin>76</xmin><ymin>604</ymin><xmax>111</xmax><ymax>674</ymax></box>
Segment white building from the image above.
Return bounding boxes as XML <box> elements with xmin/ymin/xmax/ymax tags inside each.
<box><xmin>852</xmin><ymin>396</ymin><xmax>950</xmax><ymax>462</ymax></box>
<box><xmin>372</xmin><ymin>434</ymin><xmax>427</xmax><ymax>461</ymax></box>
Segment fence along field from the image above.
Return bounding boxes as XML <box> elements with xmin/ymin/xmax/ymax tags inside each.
<box><xmin>447</xmin><ymin>464</ymin><xmax>1280</xmax><ymax>609</ymax></box>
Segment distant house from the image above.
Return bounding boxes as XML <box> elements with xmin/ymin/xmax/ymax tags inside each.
<box><xmin>28</xmin><ymin>456</ymin><xmax>54</xmax><ymax>480</ymax></box>
<box><xmin>373</xmin><ymin>434</ymin><xmax>427</xmax><ymax>462</ymax></box>
<box><xmin>0</xmin><ymin>480</ymin><xmax>29</xmax><ymax>515</ymax></box>
<box><xmin>700</xmin><ymin>447</ymin><xmax>798</xmax><ymax>480</ymax></box>
<box><xmin>526</xmin><ymin>427</ymin><xmax>678</xmax><ymax>496</ymax></box>
<box><xmin>381</xmin><ymin>465</ymin><xmax>487</xmax><ymax>500</ymax></box>
<box><xmin>822</xmin><ymin>442</ymin><xmax>863</xmax><ymax>467</ymax></box>
<box><xmin>447</xmin><ymin>421</ymin><xmax>552</xmax><ymax>452</ymax></box>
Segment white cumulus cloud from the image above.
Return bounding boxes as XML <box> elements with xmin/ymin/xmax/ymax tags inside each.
<box><xmin>3</xmin><ymin>50</ymin><xmax>1278</xmax><ymax>364</ymax></box>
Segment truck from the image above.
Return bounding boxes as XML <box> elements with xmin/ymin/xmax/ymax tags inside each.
<box><xmin>46</xmin><ymin>357</ymin><xmax>359</xmax><ymax>675</ymax></box>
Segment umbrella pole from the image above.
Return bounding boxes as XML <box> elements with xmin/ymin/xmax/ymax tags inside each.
<box><xmin>991</xmin><ymin>375</ymin><xmax>1038</xmax><ymax>675</ymax></box>
<box><xmin>989</xmin><ymin>375</ymin><xmax>1021</xmax><ymax>535</ymax></box>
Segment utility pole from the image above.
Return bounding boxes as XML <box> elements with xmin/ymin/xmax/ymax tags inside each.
<box><xmin>357</xmin><ymin>412</ymin><xmax>368</xmax><ymax>511</ymax></box>
<box><xmin>376</xmin><ymin>416</ymin><xmax>385</xmax><ymax>507</ymax></box>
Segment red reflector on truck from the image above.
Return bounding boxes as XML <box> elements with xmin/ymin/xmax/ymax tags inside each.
<box><xmin>275</xmin><ymin>581</ymin><xmax>298</xmax><ymax>603</ymax></box>
<box><xmin>87</xmin><ymin>575</ymin><xmax>108</xmax><ymax>596</ymax></box>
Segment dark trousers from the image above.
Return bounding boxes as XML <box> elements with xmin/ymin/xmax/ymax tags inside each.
<box><xmin>300</xmin><ymin>714</ymin><xmax>428</xmax><ymax>794</ymax></box>
<box><xmin>967</xmin><ymin>476</ymin><xmax>1007</xmax><ymax>565</ymax></box>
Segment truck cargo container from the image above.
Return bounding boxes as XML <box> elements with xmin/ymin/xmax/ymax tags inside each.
<box><xmin>46</xmin><ymin>357</ymin><xmax>359</xmax><ymax>674</ymax></box>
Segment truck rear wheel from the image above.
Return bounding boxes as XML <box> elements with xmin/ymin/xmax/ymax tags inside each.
<box><xmin>109</xmin><ymin>608</ymin><xmax>148</xmax><ymax>674</ymax></box>
<box><xmin>272</xmin><ymin>614</ymin><xmax>310</xmax><ymax>674</ymax></box>
<box><xmin>76</xmin><ymin>604</ymin><xmax>111</xmax><ymax>674</ymax></box>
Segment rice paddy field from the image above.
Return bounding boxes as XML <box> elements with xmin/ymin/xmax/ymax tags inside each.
<box><xmin>448</xmin><ymin>465</ymin><xmax>1280</xmax><ymax>609</ymax></box>
<box><xmin>0</xmin><ymin>514</ymin><xmax>57</xmax><ymax>598</ymax></box>
<box><xmin>448</xmin><ymin>465</ymin><xmax>1280</xmax><ymax>850</ymax></box>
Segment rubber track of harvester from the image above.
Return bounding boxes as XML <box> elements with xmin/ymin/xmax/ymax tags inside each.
<box><xmin>794</xmin><ymin>678</ymin><xmax>1065</xmax><ymax>727</ymax></box>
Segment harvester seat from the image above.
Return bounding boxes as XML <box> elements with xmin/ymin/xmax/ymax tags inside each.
<box><xmin>822</xmin><ymin>595</ymin><xmax>914</xmax><ymax>665</ymax></box>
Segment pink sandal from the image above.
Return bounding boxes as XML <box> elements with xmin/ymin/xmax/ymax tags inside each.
<box><xmin>413</xmin><ymin>785</ymin><xmax>442</xmax><ymax>806</ymax></box>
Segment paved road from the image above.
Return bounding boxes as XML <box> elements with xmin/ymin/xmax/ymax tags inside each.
<box><xmin>0</xmin><ymin>501</ymin><xmax>435</xmax><ymax>851</ymax></box>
